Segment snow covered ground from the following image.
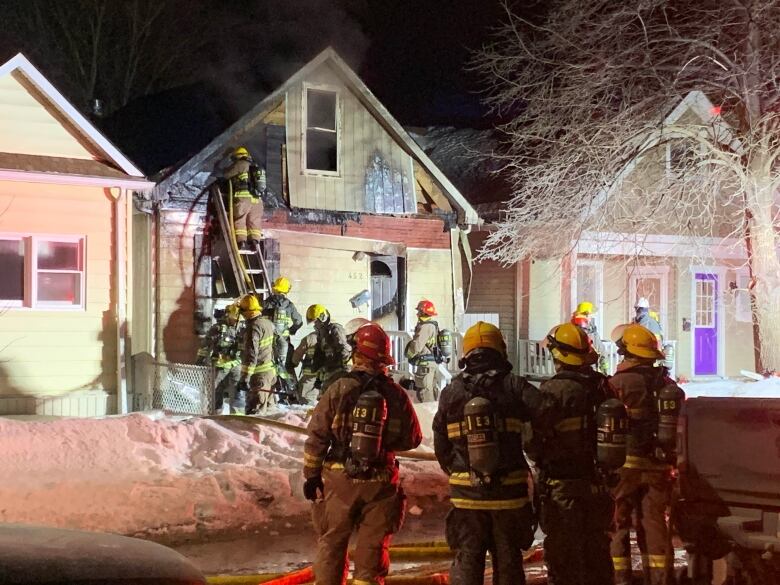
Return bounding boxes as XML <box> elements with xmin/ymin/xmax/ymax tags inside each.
<box><xmin>0</xmin><ymin>406</ymin><xmax>448</xmax><ymax>545</ymax></box>
<box><xmin>683</xmin><ymin>376</ymin><xmax>780</xmax><ymax>398</ymax></box>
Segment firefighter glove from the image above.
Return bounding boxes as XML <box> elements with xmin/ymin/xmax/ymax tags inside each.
<box><xmin>303</xmin><ymin>475</ymin><xmax>324</xmax><ymax>501</ymax></box>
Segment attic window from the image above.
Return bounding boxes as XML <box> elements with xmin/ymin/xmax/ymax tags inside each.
<box><xmin>666</xmin><ymin>138</ymin><xmax>698</xmax><ymax>177</ymax></box>
<box><xmin>304</xmin><ymin>87</ymin><xmax>339</xmax><ymax>174</ymax></box>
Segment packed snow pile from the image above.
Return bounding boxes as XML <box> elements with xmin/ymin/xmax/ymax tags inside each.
<box><xmin>0</xmin><ymin>410</ymin><xmax>447</xmax><ymax>542</ymax></box>
<box><xmin>683</xmin><ymin>377</ymin><xmax>780</xmax><ymax>398</ymax></box>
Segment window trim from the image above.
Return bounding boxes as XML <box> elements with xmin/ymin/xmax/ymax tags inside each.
<box><xmin>0</xmin><ymin>233</ymin><xmax>86</xmax><ymax>311</ymax></box>
<box><xmin>302</xmin><ymin>83</ymin><xmax>341</xmax><ymax>177</ymax></box>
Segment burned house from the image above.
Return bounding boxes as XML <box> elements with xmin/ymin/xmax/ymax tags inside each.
<box><xmin>134</xmin><ymin>48</ymin><xmax>479</xmax><ymax>366</ymax></box>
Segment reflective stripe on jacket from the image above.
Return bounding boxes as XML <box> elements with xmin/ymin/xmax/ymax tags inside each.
<box><xmin>432</xmin><ymin>369</ymin><xmax>541</xmax><ymax>509</ymax></box>
<box><xmin>303</xmin><ymin>368</ymin><xmax>422</xmax><ymax>481</ymax></box>
<box><xmin>240</xmin><ymin>316</ymin><xmax>276</xmax><ymax>380</ymax></box>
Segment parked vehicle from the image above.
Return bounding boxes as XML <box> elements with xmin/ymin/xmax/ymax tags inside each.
<box><xmin>675</xmin><ymin>397</ymin><xmax>780</xmax><ymax>584</ymax></box>
<box><xmin>0</xmin><ymin>523</ymin><xmax>206</xmax><ymax>584</ymax></box>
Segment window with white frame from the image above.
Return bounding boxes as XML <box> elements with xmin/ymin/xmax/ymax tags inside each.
<box><xmin>0</xmin><ymin>235</ymin><xmax>85</xmax><ymax>309</ymax></box>
<box><xmin>304</xmin><ymin>86</ymin><xmax>339</xmax><ymax>173</ymax></box>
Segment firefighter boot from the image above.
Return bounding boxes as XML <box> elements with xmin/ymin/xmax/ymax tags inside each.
<box><xmin>245</xmin><ymin>390</ymin><xmax>260</xmax><ymax>415</ymax></box>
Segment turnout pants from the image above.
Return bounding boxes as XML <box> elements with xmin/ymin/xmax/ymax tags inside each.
<box><xmin>445</xmin><ymin>505</ymin><xmax>534</xmax><ymax>585</ymax></box>
<box><xmin>312</xmin><ymin>468</ymin><xmax>406</xmax><ymax>585</ymax></box>
<box><xmin>214</xmin><ymin>366</ymin><xmax>239</xmax><ymax>413</ymax></box>
<box><xmin>232</xmin><ymin>197</ymin><xmax>263</xmax><ymax>244</ymax></box>
<box><xmin>413</xmin><ymin>361</ymin><xmax>437</xmax><ymax>402</ymax></box>
<box><xmin>540</xmin><ymin>478</ymin><xmax>614</xmax><ymax>585</ymax></box>
<box><xmin>248</xmin><ymin>370</ymin><xmax>277</xmax><ymax>413</ymax></box>
<box><xmin>297</xmin><ymin>374</ymin><xmax>320</xmax><ymax>404</ymax></box>
<box><xmin>610</xmin><ymin>468</ymin><xmax>673</xmax><ymax>585</ymax></box>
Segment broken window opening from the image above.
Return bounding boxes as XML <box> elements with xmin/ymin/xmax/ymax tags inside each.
<box><xmin>305</xmin><ymin>88</ymin><xmax>338</xmax><ymax>173</ymax></box>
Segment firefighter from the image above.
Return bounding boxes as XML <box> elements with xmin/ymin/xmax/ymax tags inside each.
<box><xmin>292</xmin><ymin>330</ymin><xmax>320</xmax><ymax>405</ymax></box>
<box><xmin>264</xmin><ymin>276</ymin><xmax>303</xmax><ymax>397</ymax></box>
<box><xmin>528</xmin><ymin>323</ymin><xmax>614</xmax><ymax>585</ymax></box>
<box><xmin>303</xmin><ymin>322</ymin><xmax>422</xmax><ymax>585</ymax></box>
<box><xmin>633</xmin><ymin>298</ymin><xmax>663</xmax><ymax>339</ymax></box>
<box><xmin>345</xmin><ymin>317</ymin><xmax>371</xmax><ymax>348</ymax></box>
<box><xmin>405</xmin><ymin>300</ymin><xmax>441</xmax><ymax>402</ymax></box>
<box><xmin>196</xmin><ymin>303</ymin><xmax>244</xmax><ymax>413</ymax></box>
<box><xmin>609</xmin><ymin>323</ymin><xmax>684</xmax><ymax>585</ymax></box>
<box><xmin>306</xmin><ymin>304</ymin><xmax>351</xmax><ymax>392</ymax></box>
<box><xmin>432</xmin><ymin>321</ymin><xmax>540</xmax><ymax>585</ymax></box>
<box><xmin>224</xmin><ymin>146</ymin><xmax>266</xmax><ymax>249</ymax></box>
<box><xmin>236</xmin><ymin>294</ymin><xmax>277</xmax><ymax>414</ymax></box>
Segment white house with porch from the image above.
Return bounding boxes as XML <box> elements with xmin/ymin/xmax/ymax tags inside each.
<box><xmin>466</xmin><ymin>91</ymin><xmax>756</xmax><ymax>380</ymax></box>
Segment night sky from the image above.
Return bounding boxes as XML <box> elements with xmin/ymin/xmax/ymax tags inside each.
<box><xmin>0</xmin><ymin>0</ymin><xmax>517</xmax><ymax>173</ymax></box>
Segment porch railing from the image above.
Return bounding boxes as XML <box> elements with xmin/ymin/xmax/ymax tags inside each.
<box><xmin>516</xmin><ymin>339</ymin><xmax>677</xmax><ymax>380</ymax></box>
<box><xmin>385</xmin><ymin>330</ymin><xmax>463</xmax><ymax>378</ymax></box>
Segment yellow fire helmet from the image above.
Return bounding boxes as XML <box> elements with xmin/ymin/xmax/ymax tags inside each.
<box><xmin>238</xmin><ymin>294</ymin><xmax>262</xmax><ymax>319</ymax></box>
<box><xmin>575</xmin><ymin>301</ymin><xmax>595</xmax><ymax>315</ymax></box>
<box><xmin>272</xmin><ymin>276</ymin><xmax>292</xmax><ymax>295</ymax></box>
<box><xmin>611</xmin><ymin>323</ymin><xmax>665</xmax><ymax>360</ymax></box>
<box><xmin>544</xmin><ymin>323</ymin><xmax>598</xmax><ymax>366</ymax></box>
<box><xmin>306</xmin><ymin>304</ymin><xmax>329</xmax><ymax>323</ymax></box>
<box><xmin>232</xmin><ymin>146</ymin><xmax>250</xmax><ymax>160</ymax></box>
<box><xmin>462</xmin><ymin>321</ymin><xmax>507</xmax><ymax>358</ymax></box>
<box><xmin>225</xmin><ymin>303</ymin><xmax>241</xmax><ymax>323</ymax></box>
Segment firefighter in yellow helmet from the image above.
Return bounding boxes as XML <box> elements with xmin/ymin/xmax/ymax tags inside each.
<box><xmin>571</xmin><ymin>300</ymin><xmax>607</xmax><ymax>373</ymax></box>
<box><xmin>432</xmin><ymin>321</ymin><xmax>540</xmax><ymax>585</ymax></box>
<box><xmin>527</xmin><ymin>323</ymin><xmax>615</xmax><ymax>585</ymax></box>
<box><xmin>264</xmin><ymin>276</ymin><xmax>303</xmax><ymax>401</ymax></box>
<box><xmin>404</xmin><ymin>300</ymin><xmax>441</xmax><ymax>402</ymax></box>
<box><xmin>236</xmin><ymin>294</ymin><xmax>277</xmax><ymax>414</ymax></box>
<box><xmin>303</xmin><ymin>323</ymin><xmax>422</xmax><ymax>585</ymax></box>
<box><xmin>223</xmin><ymin>146</ymin><xmax>266</xmax><ymax>249</ymax></box>
<box><xmin>609</xmin><ymin>323</ymin><xmax>685</xmax><ymax>585</ymax></box>
<box><xmin>196</xmin><ymin>302</ymin><xmax>244</xmax><ymax>413</ymax></box>
<box><xmin>306</xmin><ymin>304</ymin><xmax>351</xmax><ymax>392</ymax></box>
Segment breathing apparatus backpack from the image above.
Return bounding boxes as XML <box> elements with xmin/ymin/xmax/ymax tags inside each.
<box><xmin>596</xmin><ymin>398</ymin><xmax>629</xmax><ymax>471</ymax></box>
<box><xmin>463</xmin><ymin>395</ymin><xmax>500</xmax><ymax>486</ymax></box>
<box><xmin>655</xmin><ymin>382</ymin><xmax>684</xmax><ymax>463</ymax></box>
<box><xmin>345</xmin><ymin>378</ymin><xmax>388</xmax><ymax>478</ymax></box>
<box><xmin>436</xmin><ymin>328</ymin><xmax>453</xmax><ymax>363</ymax></box>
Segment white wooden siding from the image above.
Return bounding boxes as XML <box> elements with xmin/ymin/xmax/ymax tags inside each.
<box><xmin>407</xmin><ymin>248</ymin><xmax>454</xmax><ymax>331</ymax></box>
<box><xmin>280</xmin><ymin>242</ymin><xmax>371</xmax><ymax>347</ymax></box>
<box><xmin>286</xmin><ymin>62</ymin><xmax>415</xmax><ymax>213</ymax></box>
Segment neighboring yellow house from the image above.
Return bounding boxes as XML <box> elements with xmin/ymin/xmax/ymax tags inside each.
<box><xmin>141</xmin><ymin>48</ymin><xmax>479</xmax><ymax>370</ymax></box>
<box><xmin>0</xmin><ymin>54</ymin><xmax>152</xmax><ymax>415</ymax></box>
<box><xmin>467</xmin><ymin>91</ymin><xmax>755</xmax><ymax>380</ymax></box>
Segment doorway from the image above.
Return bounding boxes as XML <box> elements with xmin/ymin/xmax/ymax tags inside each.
<box><xmin>692</xmin><ymin>271</ymin><xmax>722</xmax><ymax>376</ymax></box>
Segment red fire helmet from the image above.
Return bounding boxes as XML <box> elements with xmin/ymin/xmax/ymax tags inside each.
<box><xmin>354</xmin><ymin>323</ymin><xmax>395</xmax><ymax>365</ymax></box>
<box><xmin>416</xmin><ymin>300</ymin><xmax>437</xmax><ymax>317</ymax></box>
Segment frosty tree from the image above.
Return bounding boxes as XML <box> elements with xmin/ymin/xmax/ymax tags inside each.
<box><xmin>474</xmin><ymin>0</ymin><xmax>780</xmax><ymax>370</ymax></box>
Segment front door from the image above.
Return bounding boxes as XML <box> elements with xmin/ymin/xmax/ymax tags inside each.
<box><xmin>693</xmin><ymin>273</ymin><xmax>719</xmax><ymax>376</ymax></box>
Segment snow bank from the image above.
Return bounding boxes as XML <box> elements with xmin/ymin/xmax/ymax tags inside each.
<box><xmin>0</xmin><ymin>409</ymin><xmax>447</xmax><ymax>541</ymax></box>
<box><xmin>683</xmin><ymin>377</ymin><xmax>780</xmax><ymax>398</ymax></box>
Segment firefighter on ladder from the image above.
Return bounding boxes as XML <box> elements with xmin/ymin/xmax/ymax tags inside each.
<box><xmin>528</xmin><ymin>323</ymin><xmax>615</xmax><ymax>585</ymax></box>
<box><xmin>303</xmin><ymin>322</ymin><xmax>422</xmax><ymax>585</ymax></box>
<box><xmin>405</xmin><ymin>300</ymin><xmax>440</xmax><ymax>402</ymax></box>
<box><xmin>432</xmin><ymin>321</ymin><xmax>540</xmax><ymax>585</ymax></box>
<box><xmin>224</xmin><ymin>146</ymin><xmax>266</xmax><ymax>249</ymax></box>
<box><xmin>236</xmin><ymin>294</ymin><xmax>277</xmax><ymax>414</ymax></box>
<box><xmin>608</xmin><ymin>323</ymin><xmax>685</xmax><ymax>585</ymax></box>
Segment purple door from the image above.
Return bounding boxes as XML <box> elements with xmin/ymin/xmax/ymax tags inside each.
<box><xmin>694</xmin><ymin>273</ymin><xmax>718</xmax><ymax>376</ymax></box>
